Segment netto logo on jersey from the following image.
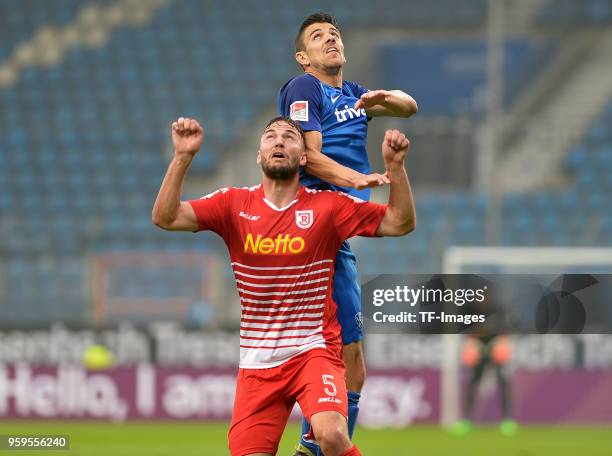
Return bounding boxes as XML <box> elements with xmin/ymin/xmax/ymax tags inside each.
<box><xmin>334</xmin><ymin>104</ymin><xmax>366</xmax><ymax>123</ymax></box>
<box><xmin>244</xmin><ymin>233</ymin><xmax>305</xmax><ymax>254</ymax></box>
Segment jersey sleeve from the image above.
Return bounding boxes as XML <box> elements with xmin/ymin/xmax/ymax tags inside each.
<box><xmin>187</xmin><ymin>187</ymin><xmax>231</xmax><ymax>238</ymax></box>
<box><xmin>331</xmin><ymin>192</ymin><xmax>387</xmax><ymax>240</ymax></box>
<box><xmin>278</xmin><ymin>75</ymin><xmax>323</xmax><ymax>132</ymax></box>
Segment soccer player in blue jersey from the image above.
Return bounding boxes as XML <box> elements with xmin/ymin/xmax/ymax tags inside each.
<box><xmin>278</xmin><ymin>12</ymin><xmax>418</xmax><ymax>456</ymax></box>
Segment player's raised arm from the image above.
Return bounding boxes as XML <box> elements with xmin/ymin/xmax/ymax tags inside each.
<box><xmin>152</xmin><ymin>117</ymin><xmax>203</xmax><ymax>231</ymax></box>
<box><xmin>354</xmin><ymin>89</ymin><xmax>418</xmax><ymax>118</ymax></box>
<box><xmin>279</xmin><ymin>75</ymin><xmax>389</xmax><ymax>191</ymax></box>
<box><xmin>303</xmin><ymin>130</ymin><xmax>390</xmax><ymax>190</ymax></box>
<box><xmin>375</xmin><ymin>129</ymin><xmax>416</xmax><ymax>236</ymax></box>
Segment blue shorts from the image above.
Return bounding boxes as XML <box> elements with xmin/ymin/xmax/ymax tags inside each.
<box><xmin>333</xmin><ymin>241</ymin><xmax>363</xmax><ymax>345</ymax></box>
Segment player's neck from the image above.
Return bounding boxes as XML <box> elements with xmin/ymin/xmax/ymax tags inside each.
<box><xmin>306</xmin><ymin>68</ymin><xmax>343</xmax><ymax>88</ymax></box>
<box><xmin>261</xmin><ymin>176</ymin><xmax>301</xmax><ymax>209</ymax></box>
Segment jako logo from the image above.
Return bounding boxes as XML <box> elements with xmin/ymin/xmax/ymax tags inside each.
<box><xmin>244</xmin><ymin>233</ymin><xmax>305</xmax><ymax>254</ymax></box>
<box><xmin>334</xmin><ymin>105</ymin><xmax>366</xmax><ymax>123</ymax></box>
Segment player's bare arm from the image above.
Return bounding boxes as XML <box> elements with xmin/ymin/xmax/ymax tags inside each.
<box><xmin>354</xmin><ymin>89</ymin><xmax>418</xmax><ymax>118</ymax></box>
<box><xmin>304</xmin><ymin>130</ymin><xmax>390</xmax><ymax>190</ymax></box>
<box><xmin>376</xmin><ymin>129</ymin><xmax>417</xmax><ymax>236</ymax></box>
<box><xmin>152</xmin><ymin>117</ymin><xmax>203</xmax><ymax>231</ymax></box>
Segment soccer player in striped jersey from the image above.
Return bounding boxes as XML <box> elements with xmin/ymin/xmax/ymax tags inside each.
<box><xmin>278</xmin><ymin>13</ymin><xmax>418</xmax><ymax>455</ymax></box>
<box><xmin>152</xmin><ymin>116</ymin><xmax>416</xmax><ymax>456</ymax></box>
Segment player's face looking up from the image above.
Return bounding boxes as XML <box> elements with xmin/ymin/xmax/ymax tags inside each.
<box><xmin>257</xmin><ymin>121</ymin><xmax>306</xmax><ymax>180</ymax></box>
<box><xmin>296</xmin><ymin>22</ymin><xmax>345</xmax><ymax>72</ymax></box>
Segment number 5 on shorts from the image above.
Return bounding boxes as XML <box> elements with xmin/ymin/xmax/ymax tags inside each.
<box><xmin>322</xmin><ymin>374</ymin><xmax>337</xmax><ymax>397</ymax></box>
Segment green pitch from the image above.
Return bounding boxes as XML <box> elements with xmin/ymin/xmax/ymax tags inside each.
<box><xmin>2</xmin><ymin>421</ymin><xmax>611</xmax><ymax>456</ymax></box>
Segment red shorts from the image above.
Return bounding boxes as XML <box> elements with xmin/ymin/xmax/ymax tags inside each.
<box><xmin>228</xmin><ymin>348</ymin><xmax>347</xmax><ymax>456</ymax></box>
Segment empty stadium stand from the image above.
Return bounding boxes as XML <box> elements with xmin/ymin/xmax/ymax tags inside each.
<box><xmin>0</xmin><ymin>0</ymin><xmax>609</xmax><ymax>323</ymax></box>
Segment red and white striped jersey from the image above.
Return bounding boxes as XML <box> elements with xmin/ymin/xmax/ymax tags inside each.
<box><xmin>189</xmin><ymin>185</ymin><xmax>386</xmax><ymax>369</ymax></box>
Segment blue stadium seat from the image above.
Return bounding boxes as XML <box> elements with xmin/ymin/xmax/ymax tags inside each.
<box><xmin>538</xmin><ymin>0</ymin><xmax>612</xmax><ymax>24</ymax></box>
<box><xmin>379</xmin><ymin>39</ymin><xmax>557</xmax><ymax>115</ymax></box>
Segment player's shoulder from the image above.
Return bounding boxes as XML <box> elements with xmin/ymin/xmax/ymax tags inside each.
<box><xmin>199</xmin><ymin>184</ymin><xmax>261</xmax><ymax>200</ymax></box>
<box><xmin>304</xmin><ymin>187</ymin><xmax>366</xmax><ymax>204</ymax></box>
<box><xmin>279</xmin><ymin>73</ymin><xmax>322</xmax><ymax>96</ymax></box>
<box><xmin>343</xmin><ymin>79</ymin><xmax>368</xmax><ymax>97</ymax></box>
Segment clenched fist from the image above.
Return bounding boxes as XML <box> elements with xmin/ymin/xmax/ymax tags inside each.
<box><xmin>172</xmin><ymin>117</ymin><xmax>204</xmax><ymax>156</ymax></box>
<box><xmin>381</xmin><ymin>129</ymin><xmax>410</xmax><ymax>169</ymax></box>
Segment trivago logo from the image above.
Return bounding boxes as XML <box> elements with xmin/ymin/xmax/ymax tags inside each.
<box><xmin>243</xmin><ymin>233</ymin><xmax>305</xmax><ymax>254</ymax></box>
<box><xmin>334</xmin><ymin>104</ymin><xmax>367</xmax><ymax>123</ymax></box>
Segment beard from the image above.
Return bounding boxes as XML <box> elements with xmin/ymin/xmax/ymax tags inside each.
<box><xmin>261</xmin><ymin>159</ymin><xmax>299</xmax><ymax>180</ymax></box>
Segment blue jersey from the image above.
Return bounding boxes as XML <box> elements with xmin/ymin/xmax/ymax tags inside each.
<box><xmin>278</xmin><ymin>73</ymin><xmax>372</xmax><ymax>201</ymax></box>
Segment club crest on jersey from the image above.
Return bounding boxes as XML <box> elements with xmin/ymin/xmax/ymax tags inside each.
<box><xmin>295</xmin><ymin>210</ymin><xmax>313</xmax><ymax>229</ymax></box>
<box><xmin>290</xmin><ymin>101</ymin><xmax>308</xmax><ymax>122</ymax></box>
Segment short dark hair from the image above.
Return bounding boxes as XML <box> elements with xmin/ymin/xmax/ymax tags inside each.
<box><xmin>263</xmin><ymin>116</ymin><xmax>305</xmax><ymax>144</ymax></box>
<box><xmin>294</xmin><ymin>12</ymin><xmax>341</xmax><ymax>52</ymax></box>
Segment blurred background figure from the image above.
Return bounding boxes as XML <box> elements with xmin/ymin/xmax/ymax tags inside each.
<box><xmin>453</xmin><ymin>334</ymin><xmax>516</xmax><ymax>436</ymax></box>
